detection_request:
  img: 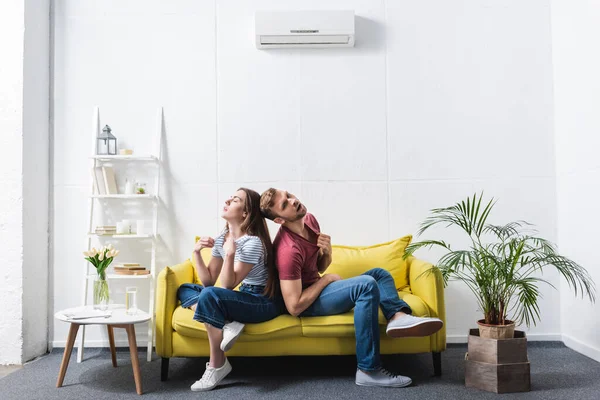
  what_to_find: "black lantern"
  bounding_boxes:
[97,125,117,155]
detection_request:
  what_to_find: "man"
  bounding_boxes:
[260,188,443,388]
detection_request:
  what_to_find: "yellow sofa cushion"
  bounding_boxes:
[300,291,429,338]
[172,306,303,341]
[325,236,412,291]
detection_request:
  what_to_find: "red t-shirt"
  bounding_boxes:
[274,213,321,288]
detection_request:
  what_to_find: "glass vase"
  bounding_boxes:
[93,275,110,310]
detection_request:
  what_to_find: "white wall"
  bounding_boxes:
[0,0,50,365]
[552,0,600,362]
[0,0,26,365]
[23,0,50,362]
[52,0,559,347]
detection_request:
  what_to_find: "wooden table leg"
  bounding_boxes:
[107,325,117,367]
[56,323,80,387]
[125,324,143,395]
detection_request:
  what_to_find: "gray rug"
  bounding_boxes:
[1,342,598,399]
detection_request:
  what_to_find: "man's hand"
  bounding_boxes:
[317,233,332,256]
[324,273,342,283]
[194,237,214,253]
[223,236,237,257]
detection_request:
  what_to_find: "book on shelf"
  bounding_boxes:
[113,269,150,275]
[95,226,117,235]
[117,262,141,267]
[114,266,146,271]
[92,167,107,195]
[91,166,118,195]
[102,166,118,194]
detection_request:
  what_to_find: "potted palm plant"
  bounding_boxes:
[405,193,596,339]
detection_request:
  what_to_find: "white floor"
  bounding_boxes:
[0,366,22,379]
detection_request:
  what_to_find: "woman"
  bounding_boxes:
[177,187,284,392]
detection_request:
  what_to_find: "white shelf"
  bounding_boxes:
[81,106,162,364]
[87,273,152,280]
[91,155,157,161]
[91,194,156,199]
[88,233,154,239]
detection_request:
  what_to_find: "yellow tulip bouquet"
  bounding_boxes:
[83,244,120,309]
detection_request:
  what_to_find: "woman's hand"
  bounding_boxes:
[223,236,237,258]
[194,237,215,253]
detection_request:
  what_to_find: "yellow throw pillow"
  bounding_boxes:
[325,235,412,292]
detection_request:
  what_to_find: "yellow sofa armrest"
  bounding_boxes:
[155,259,196,357]
[407,256,446,352]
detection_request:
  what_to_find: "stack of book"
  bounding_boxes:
[92,166,118,195]
[113,263,150,275]
[95,226,117,235]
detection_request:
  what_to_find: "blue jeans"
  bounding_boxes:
[177,283,286,329]
[300,268,412,371]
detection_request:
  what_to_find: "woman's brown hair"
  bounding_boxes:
[228,187,279,298]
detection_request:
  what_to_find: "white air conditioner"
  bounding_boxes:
[255,10,355,49]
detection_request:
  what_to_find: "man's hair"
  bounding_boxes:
[260,188,278,221]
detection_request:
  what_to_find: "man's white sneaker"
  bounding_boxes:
[220,321,245,352]
[190,359,232,392]
[355,368,412,388]
[386,314,443,338]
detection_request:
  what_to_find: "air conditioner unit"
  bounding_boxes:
[255,10,355,49]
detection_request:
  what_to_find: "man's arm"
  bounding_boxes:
[316,233,332,273]
[280,275,340,317]
[317,251,332,273]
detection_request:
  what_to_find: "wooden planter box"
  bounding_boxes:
[465,329,531,394]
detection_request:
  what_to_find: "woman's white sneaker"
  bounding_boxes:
[355,367,412,388]
[221,321,245,352]
[190,359,232,391]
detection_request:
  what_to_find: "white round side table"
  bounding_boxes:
[54,305,151,395]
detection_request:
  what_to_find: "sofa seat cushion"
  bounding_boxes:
[172,307,302,341]
[325,236,412,292]
[300,292,430,338]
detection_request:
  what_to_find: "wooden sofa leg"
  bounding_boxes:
[432,352,442,376]
[161,357,170,381]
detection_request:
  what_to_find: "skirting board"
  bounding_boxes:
[55,334,562,348]
[562,334,600,363]
[52,338,151,348]
[447,333,562,344]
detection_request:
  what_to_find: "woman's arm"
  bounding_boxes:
[193,236,223,286]
[219,236,261,290]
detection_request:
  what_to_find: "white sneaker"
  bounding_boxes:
[355,368,412,388]
[386,314,443,338]
[190,359,232,392]
[220,321,245,352]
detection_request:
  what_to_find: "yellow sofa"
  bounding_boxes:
[155,236,446,380]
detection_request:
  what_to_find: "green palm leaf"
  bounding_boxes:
[408,193,596,328]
